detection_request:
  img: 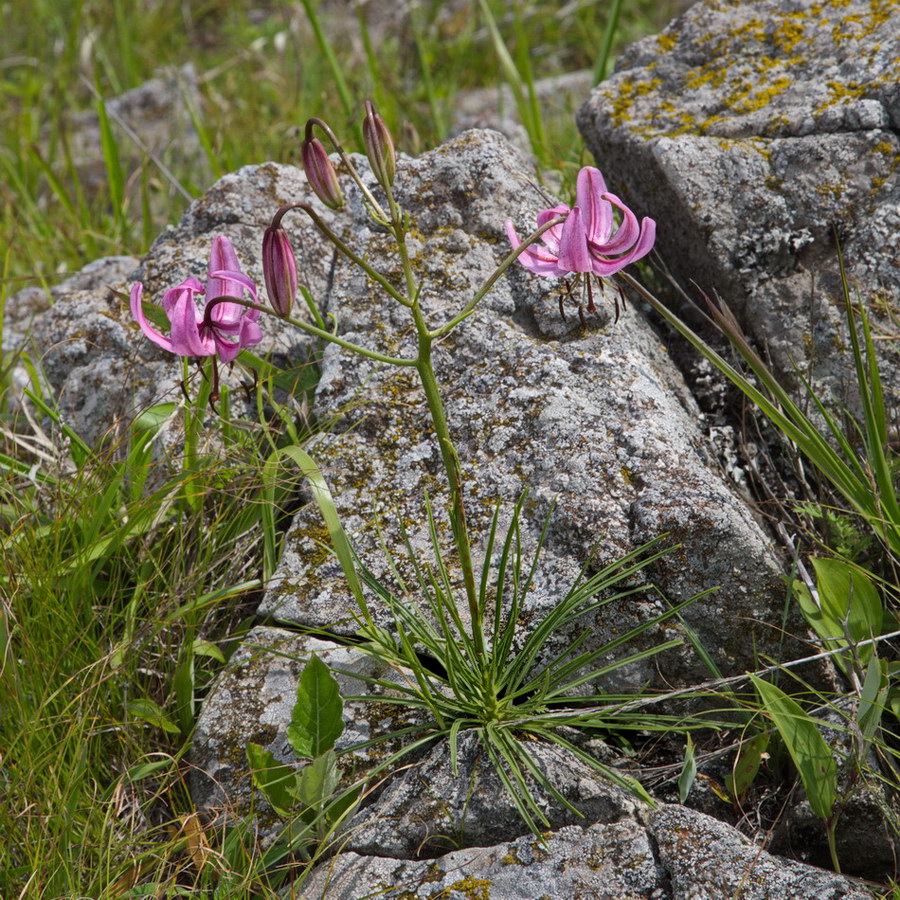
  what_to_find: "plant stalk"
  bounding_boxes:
[413,326,484,660]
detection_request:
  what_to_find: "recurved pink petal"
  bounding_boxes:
[535,204,569,253]
[505,219,564,276]
[168,285,215,357]
[591,193,640,254]
[213,333,241,363]
[209,269,259,304]
[130,282,175,353]
[209,236,241,281]
[208,237,246,324]
[238,318,263,349]
[575,167,613,244]
[161,277,203,317]
[590,217,656,277]
[556,206,592,273]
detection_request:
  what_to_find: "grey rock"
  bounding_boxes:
[344,729,642,859]
[3,256,140,354]
[298,820,664,900]
[651,805,870,899]
[23,284,168,446]
[259,127,808,689]
[452,69,595,156]
[576,0,900,404]
[297,805,870,899]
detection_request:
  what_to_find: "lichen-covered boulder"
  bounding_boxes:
[342,729,642,859]
[576,0,900,403]
[259,128,804,689]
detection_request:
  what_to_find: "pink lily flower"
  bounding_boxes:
[130,236,262,363]
[504,166,655,321]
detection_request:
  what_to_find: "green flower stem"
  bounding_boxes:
[412,319,484,660]
[204,296,416,367]
[431,214,567,339]
[278,202,410,307]
[384,185,419,308]
[383,184,483,658]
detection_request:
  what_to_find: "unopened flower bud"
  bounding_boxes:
[362,100,396,189]
[262,224,297,318]
[301,134,344,209]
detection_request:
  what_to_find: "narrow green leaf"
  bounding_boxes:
[267,445,368,615]
[95,84,126,233]
[750,675,836,821]
[247,742,296,816]
[287,655,344,758]
[325,782,363,826]
[172,651,195,736]
[124,758,175,782]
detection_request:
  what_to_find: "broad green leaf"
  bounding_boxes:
[287,655,344,758]
[797,558,881,675]
[296,750,340,811]
[247,743,296,816]
[127,698,180,735]
[192,638,226,664]
[678,734,697,804]
[133,402,178,432]
[725,730,769,801]
[750,675,837,821]
[812,557,882,652]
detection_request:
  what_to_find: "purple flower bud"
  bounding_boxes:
[262,224,298,318]
[362,100,396,189]
[301,135,344,209]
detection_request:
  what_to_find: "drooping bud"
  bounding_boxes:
[301,133,345,209]
[262,224,297,318]
[362,100,396,189]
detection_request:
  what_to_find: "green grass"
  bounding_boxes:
[0,0,684,285]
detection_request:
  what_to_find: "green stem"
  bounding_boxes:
[306,118,388,220]
[413,321,483,658]
[431,214,566,338]
[276,203,409,306]
[204,296,416,368]
[826,815,841,873]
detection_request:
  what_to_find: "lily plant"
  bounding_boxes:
[128,102,707,829]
